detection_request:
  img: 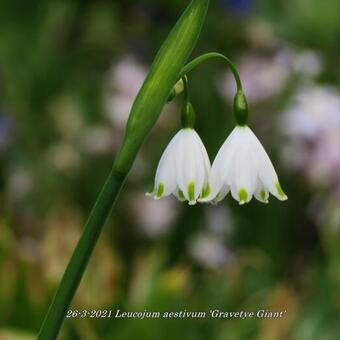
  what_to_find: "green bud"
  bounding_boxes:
[181,102,196,128]
[233,90,248,126]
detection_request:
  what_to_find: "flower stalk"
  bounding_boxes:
[37,1,209,339]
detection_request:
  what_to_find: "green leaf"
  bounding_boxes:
[114,0,210,175]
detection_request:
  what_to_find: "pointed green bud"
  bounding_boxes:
[181,102,196,128]
[233,90,248,126]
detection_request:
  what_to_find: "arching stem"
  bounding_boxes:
[179,52,243,91]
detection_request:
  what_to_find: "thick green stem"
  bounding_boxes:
[37,1,209,339]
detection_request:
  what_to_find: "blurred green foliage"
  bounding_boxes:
[1,0,340,339]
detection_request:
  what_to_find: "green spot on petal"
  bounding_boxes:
[276,181,287,200]
[156,183,164,198]
[188,181,195,202]
[260,189,266,201]
[178,189,185,200]
[201,184,211,198]
[238,188,248,203]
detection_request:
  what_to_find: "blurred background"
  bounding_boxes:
[1,0,340,339]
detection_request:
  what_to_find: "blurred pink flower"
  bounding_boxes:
[218,48,322,104]
[104,56,177,133]
[104,56,148,128]
[189,233,232,269]
[188,206,234,269]
[219,53,290,104]
[280,84,340,188]
[131,193,179,237]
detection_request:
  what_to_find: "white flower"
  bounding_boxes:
[147,128,210,205]
[200,126,287,204]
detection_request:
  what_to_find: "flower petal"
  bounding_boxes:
[152,131,179,198]
[247,127,288,201]
[199,127,239,202]
[175,129,207,203]
[191,132,207,198]
[254,180,269,203]
[229,127,257,204]
[173,188,186,202]
[213,182,230,203]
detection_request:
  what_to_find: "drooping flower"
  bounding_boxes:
[200,125,287,204]
[146,128,210,205]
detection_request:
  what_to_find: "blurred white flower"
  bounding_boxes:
[291,50,322,77]
[131,194,178,237]
[280,84,340,188]
[189,233,232,269]
[281,85,340,139]
[205,205,234,235]
[104,56,147,128]
[104,56,177,133]
[147,128,210,205]
[200,126,287,204]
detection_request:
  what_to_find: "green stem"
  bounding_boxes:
[37,167,126,340]
[182,75,190,103]
[180,76,196,128]
[179,52,243,91]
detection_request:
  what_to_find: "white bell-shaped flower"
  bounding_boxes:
[200,125,287,204]
[147,128,211,205]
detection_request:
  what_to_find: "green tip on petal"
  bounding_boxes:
[188,181,196,204]
[259,189,269,203]
[201,184,211,198]
[238,188,248,205]
[146,182,155,196]
[156,183,164,199]
[276,181,288,200]
[178,189,185,200]
[260,189,266,201]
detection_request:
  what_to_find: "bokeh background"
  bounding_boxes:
[1,0,340,339]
